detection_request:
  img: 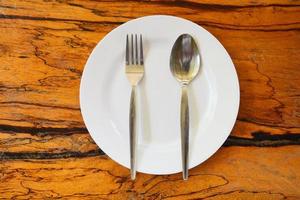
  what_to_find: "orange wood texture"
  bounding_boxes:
[0,0,300,199]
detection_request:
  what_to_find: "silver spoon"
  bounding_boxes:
[170,34,200,180]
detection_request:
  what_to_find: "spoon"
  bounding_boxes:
[170,34,200,180]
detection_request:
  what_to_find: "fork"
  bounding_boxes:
[125,34,144,180]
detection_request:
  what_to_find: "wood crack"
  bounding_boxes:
[155,173,229,199]
[237,118,300,129]
[198,189,287,199]
[251,57,285,124]
[0,14,123,24]
[30,29,83,75]
[224,131,300,147]
[0,14,299,32]
[68,0,300,10]
[0,84,44,93]
[0,149,104,160]
[197,21,300,32]
[144,0,300,12]
[0,101,80,111]
[0,124,87,135]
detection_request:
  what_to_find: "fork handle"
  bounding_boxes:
[129,86,137,180]
[181,84,189,180]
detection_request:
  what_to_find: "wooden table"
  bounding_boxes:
[0,0,300,199]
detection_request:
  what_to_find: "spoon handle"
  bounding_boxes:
[180,85,189,180]
[129,86,137,180]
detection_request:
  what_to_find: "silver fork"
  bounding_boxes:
[125,34,144,180]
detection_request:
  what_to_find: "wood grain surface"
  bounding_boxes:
[0,0,299,199]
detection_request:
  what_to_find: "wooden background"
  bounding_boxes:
[0,0,300,199]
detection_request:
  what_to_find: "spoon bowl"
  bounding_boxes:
[170,34,200,85]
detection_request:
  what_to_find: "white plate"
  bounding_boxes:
[80,15,239,175]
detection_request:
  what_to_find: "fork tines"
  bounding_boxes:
[126,34,144,65]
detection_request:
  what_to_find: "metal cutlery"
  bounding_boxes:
[125,34,144,180]
[170,34,201,180]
